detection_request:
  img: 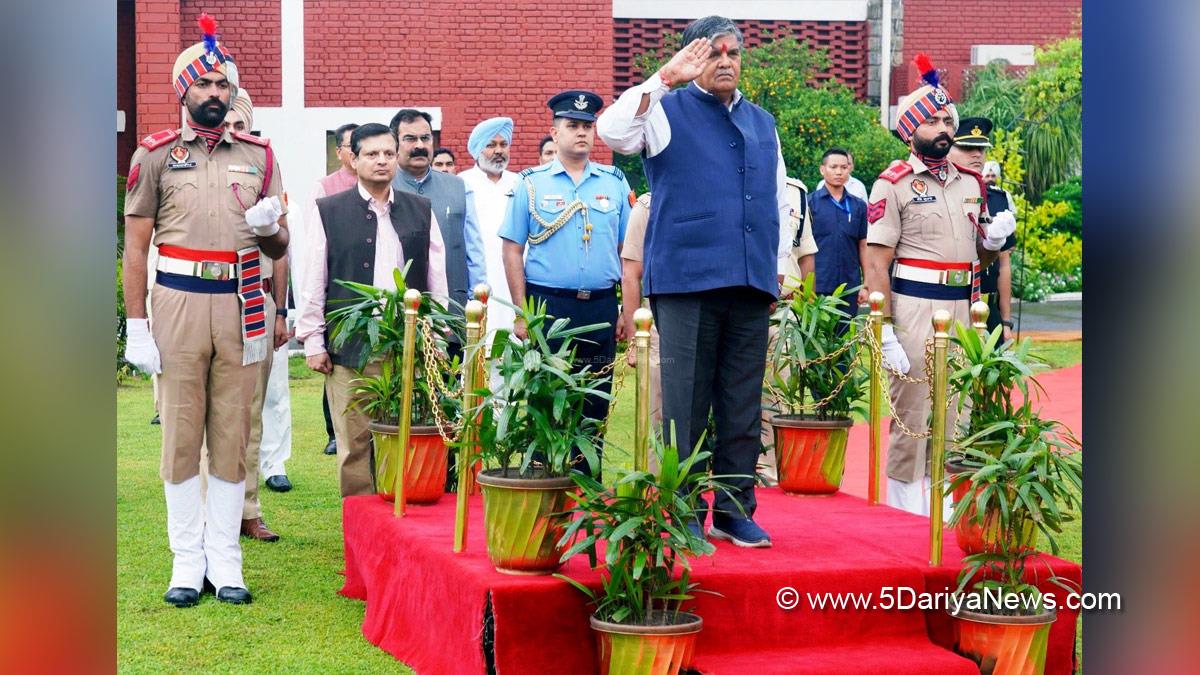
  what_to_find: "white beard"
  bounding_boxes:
[477,154,509,176]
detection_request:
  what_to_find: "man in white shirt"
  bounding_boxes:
[295,123,448,497]
[458,116,519,336]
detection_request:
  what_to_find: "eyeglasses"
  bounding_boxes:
[400,134,433,144]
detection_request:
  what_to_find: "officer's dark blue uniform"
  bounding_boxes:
[807,184,867,300]
[954,117,1017,333]
[499,90,632,474]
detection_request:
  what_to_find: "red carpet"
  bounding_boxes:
[340,488,1080,674]
[843,364,1082,501]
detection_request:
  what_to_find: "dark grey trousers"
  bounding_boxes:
[650,287,771,523]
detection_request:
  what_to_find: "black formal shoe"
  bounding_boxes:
[216,586,253,604]
[163,587,199,608]
[265,475,293,493]
[150,414,161,425]
[323,438,337,455]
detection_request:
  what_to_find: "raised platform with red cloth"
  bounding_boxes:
[340,488,1080,674]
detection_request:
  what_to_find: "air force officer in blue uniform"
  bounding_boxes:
[499,90,632,476]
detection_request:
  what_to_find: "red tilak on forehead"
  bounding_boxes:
[720,42,728,55]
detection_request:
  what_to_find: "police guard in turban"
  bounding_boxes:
[459,116,518,337]
[862,54,1015,515]
[122,14,289,607]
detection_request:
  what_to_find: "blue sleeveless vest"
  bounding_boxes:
[643,83,780,297]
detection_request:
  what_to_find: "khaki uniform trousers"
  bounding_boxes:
[199,295,276,519]
[327,361,382,497]
[152,285,261,484]
[886,293,968,483]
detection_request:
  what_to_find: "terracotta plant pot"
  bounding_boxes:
[952,607,1056,675]
[590,612,703,675]
[476,469,575,575]
[770,415,854,495]
[948,460,1038,555]
[369,422,449,504]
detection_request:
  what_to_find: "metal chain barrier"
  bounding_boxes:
[416,317,465,444]
[763,331,869,414]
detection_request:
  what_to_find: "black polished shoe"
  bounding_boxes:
[216,587,253,604]
[322,438,337,455]
[163,587,199,608]
[266,474,293,492]
[150,414,161,425]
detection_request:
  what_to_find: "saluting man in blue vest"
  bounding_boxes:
[598,16,796,548]
[499,89,633,477]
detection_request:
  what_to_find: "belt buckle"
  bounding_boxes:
[945,269,969,287]
[576,289,592,300]
[201,261,231,281]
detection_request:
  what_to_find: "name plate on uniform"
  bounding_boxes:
[911,195,937,204]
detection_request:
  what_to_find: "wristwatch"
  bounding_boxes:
[1000,319,1014,329]
[276,307,288,318]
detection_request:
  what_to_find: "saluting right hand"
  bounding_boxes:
[657,38,712,86]
[124,318,162,375]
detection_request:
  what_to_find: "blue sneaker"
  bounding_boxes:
[709,517,772,548]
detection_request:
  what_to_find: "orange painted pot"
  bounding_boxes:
[476,469,575,575]
[952,607,1056,675]
[948,461,1038,555]
[369,422,449,504]
[590,612,702,675]
[770,415,854,495]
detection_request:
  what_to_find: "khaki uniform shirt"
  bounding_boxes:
[865,154,981,262]
[779,177,818,290]
[621,193,652,263]
[125,126,286,251]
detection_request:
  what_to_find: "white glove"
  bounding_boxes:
[125,318,162,375]
[245,195,283,237]
[881,324,911,374]
[982,210,1016,251]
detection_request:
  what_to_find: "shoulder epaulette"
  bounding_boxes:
[139,129,179,151]
[596,164,625,181]
[636,192,652,209]
[233,131,270,147]
[519,165,547,178]
[785,176,808,194]
[879,161,913,184]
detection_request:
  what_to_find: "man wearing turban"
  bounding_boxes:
[459,117,518,339]
[122,14,289,607]
[862,55,1015,515]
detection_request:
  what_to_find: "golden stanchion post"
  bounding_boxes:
[469,284,491,496]
[395,289,423,518]
[928,309,952,564]
[632,308,654,473]
[970,301,989,337]
[867,292,885,505]
[455,300,485,552]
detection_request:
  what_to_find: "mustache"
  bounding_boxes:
[934,133,952,144]
[408,148,429,158]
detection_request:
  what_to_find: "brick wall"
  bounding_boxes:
[614,18,870,99]
[304,0,614,168]
[179,1,282,106]
[891,0,1080,102]
[133,0,181,141]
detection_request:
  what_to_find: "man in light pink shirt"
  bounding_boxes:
[296,122,448,496]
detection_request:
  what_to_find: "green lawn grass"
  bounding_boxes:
[118,341,1082,672]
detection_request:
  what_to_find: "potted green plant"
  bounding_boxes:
[765,275,867,494]
[327,267,465,504]
[555,431,725,675]
[947,325,1046,552]
[946,412,1081,675]
[472,297,611,574]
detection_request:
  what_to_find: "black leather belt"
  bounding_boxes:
[526,283,616,301]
